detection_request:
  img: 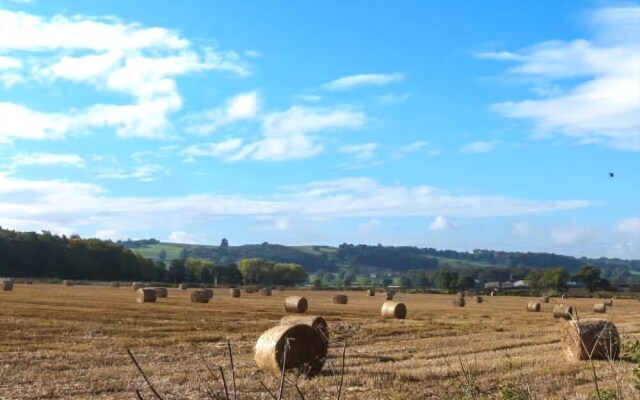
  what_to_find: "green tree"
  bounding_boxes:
[220,238,229,253]
[342,272,355,287]
[526,269,545,289]
[158,249,167,261]
[572,265,608,293]
[542,267,569,291]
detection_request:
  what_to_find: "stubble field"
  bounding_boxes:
[1,284,638,399]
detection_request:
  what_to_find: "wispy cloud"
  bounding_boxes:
[9,152,84,168]
[186,106,366,162]
[96,164,168,182]
[485,6,640,151]
[617,217,640,236]
[322,73,404,91]
[375,93,410,105]
[0,174,594,237]
[429,216,458,231]
[339,143,379,160]
[0,9,248,141]
[460,140,499,154]
[186,91,259,135]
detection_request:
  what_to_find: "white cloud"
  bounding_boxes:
[394,141,431,158]
[0,56,21,70]
[187,91,258,135]
[358,219,381,234]
[188,106,366,162]
[460,141,498,153]
[339,143,379,160]
[10,152,85,168]
[616,217,640,236]
[550,226,592,245]
[0,102,71,142]
[375,93,410,105]
[429,216,458,231]
[244,50,261,58]
[487,6,640,151]
[93,229,120,241]
[0,175,593,238]
[322,73,404,91]
[96,164,168,182]
[253,217,290,231]
[510,222,533,237]
[476,51,525,61]
[168,231,199,244]
[0,9,248,140]
[295,94,322,103]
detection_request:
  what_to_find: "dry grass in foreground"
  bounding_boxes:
[0,284,639,399]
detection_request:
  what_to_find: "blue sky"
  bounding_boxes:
[0,0,638,258]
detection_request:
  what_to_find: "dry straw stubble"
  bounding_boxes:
[381,301,407,319]
[254,324,328,377]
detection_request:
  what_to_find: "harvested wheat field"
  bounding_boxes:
[0,285,639,399]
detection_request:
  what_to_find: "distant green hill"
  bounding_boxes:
[120,239,640,283]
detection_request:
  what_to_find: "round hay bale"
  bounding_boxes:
[26,279,33,285]
[284,296,308,313]
[136,288,156,303]
[261,287,272,296]
[277,285,286,291]
[561,293,568,299]
[111,282,120,288]
[2,279,14,291]
[368,288,375,296]
[245,286,254,294]
[132,282,144,291]
[475,296,483,304]
[603,298,613,307]
[452,298,465,307]
[332,294,348,304]
[457,291,466,298]
[229,288,241,298]
[562,319,620,360]
[542,295,550,303]
[280,315,329,340]
[385,292,394,301]
[191,289,212,303]
[526,301,541,312]
[593,303,607,313]
[63,280,75,287]
[154,287,168,298]
[553,304,573,319]
[381,301,407,319]
[179,283,188,290]
[254,324,328,377]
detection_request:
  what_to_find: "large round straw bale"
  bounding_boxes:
[111,282,120,288]
[542,295,550,303]
[132,282,144,291]
[603,298,613,307]
[284,296,308,313]
[526,301,541,312]
[333,294,348,304]
[553,304,573,319]
[452,298,465,307]
[368,288,375,296]
[593,303,607,313]
[381,301,407,319]
[254,324,328,377]
[179,283,188,290]
[562,319,620,360]
[191,289,212,303]
[154,287,168,298]
[277,285,286,291]
[475,296,483,304]
[26,279,33,285]
[245,286,254,294]
[280,315,329,340]
[2,279,13,291]
[385,292,394,301]
[63,280,74,287]
[262,287,272,296]
[229,288,241,298]
[136,288,156,303]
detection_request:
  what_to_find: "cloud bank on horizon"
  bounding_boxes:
[0,2,638,258]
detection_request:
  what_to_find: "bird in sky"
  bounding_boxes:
[609,172,614,178]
